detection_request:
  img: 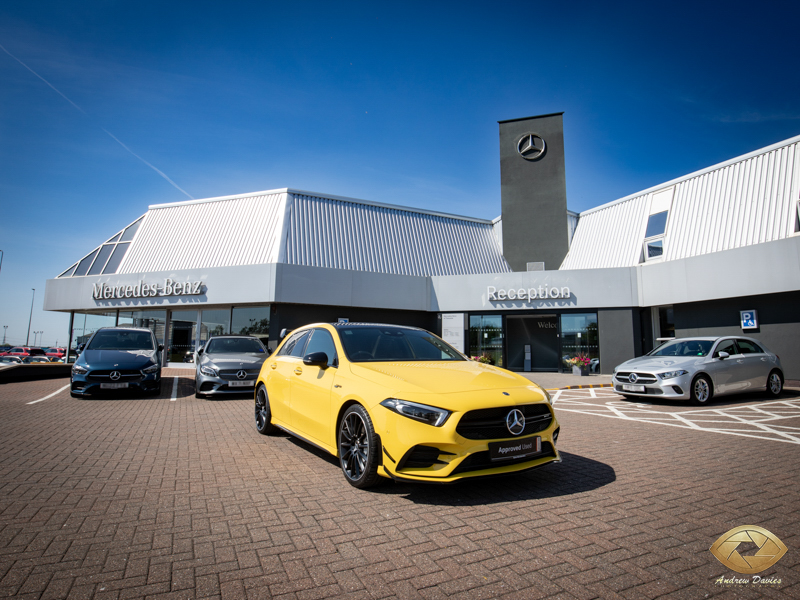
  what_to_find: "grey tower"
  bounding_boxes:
[499,113,569,271]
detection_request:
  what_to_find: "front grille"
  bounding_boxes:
[219,369,260,381]
[456,404,553,440]
[451,442,555,475]
[88,370,143,381]
[615,372,658,384]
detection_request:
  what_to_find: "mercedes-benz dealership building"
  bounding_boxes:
[44,113,800,377]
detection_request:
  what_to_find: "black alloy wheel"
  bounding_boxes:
[338,404,381,489]
[690,375,713,405]
[767,370,783,398]
[255,385,278,434]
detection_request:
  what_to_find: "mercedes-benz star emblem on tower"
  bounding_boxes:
[110,371,121,381]
[506,409,526,436]
[517,133,546,161]
[236,370,247,380]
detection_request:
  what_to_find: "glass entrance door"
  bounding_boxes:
[506,315,560,372]
[169,310,198,363]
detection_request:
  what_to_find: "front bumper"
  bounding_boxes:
[612,371,693,401]
[196,371,258,396]
[71,371,161,396]
[375,402,561,483]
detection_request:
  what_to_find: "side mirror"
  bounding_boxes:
[158,344,164,352]
[197,348,204,355]
[303,351,329,368]
[77,344,85,353]
[717,351,730,360]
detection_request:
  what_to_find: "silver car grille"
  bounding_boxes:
[219,369,260,381]
[615,372,658,384]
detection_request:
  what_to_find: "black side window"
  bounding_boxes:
[303,329,338,366]
[714,339,738,357]
[278,331,308,357]
[736,339,763,354]
[289,331,311,358]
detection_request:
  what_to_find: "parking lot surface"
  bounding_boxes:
[0,374,797,600]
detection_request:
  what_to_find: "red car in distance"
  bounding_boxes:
[45,347,66,360]
[5,347,33,356]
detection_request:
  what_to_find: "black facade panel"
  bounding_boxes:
[268,303,438,350]
[673,291,800,379]
[499,113,569,271]
[598,308,638,375]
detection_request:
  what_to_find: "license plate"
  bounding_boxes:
[100,382,128,389]
[228,380,254,388]
[622,384,645,392]
[489,436,541,461]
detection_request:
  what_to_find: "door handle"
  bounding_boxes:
[736,359,744,364]
[270,363,277,370]
[294,367,303,375]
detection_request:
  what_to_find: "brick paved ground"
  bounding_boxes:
[0,374,797,600]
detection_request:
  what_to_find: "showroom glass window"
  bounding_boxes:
[560,313,599,372]
[72,312,117,354]
[469,315,504,367]
[231,306,270,340]
[200,309,231,346]
[118,310,167,349]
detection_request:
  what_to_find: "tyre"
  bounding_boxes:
[766,370,783,398]
[338,404,382,489]
[690,375,713,405]
[621,394,636,401]
[255,385,278,435]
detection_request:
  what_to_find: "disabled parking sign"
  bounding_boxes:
[740,310,758,330]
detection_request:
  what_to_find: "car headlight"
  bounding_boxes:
[200,364,218,377]
[658,370,689,380]
[380,398,451,427]
[72,364,88,375]
[142,364,159,374]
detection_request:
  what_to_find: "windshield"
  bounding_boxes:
[88,330,154,351]
[648,339,713,357]
[205,337,265,354]
[339,327,464,362]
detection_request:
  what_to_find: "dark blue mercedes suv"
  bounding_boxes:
[70,327,163,397]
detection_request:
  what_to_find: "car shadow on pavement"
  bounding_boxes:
[616,389,800,409]
[377,451,615,505]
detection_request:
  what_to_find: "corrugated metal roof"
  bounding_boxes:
[561,135,800,270]
[83,188,511,277]
[284,192,510,276]
[119,191,287,273]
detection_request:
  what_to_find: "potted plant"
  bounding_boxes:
[471,353,494,365]
[565,353,591,376]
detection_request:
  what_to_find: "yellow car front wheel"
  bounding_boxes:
[338,405,382,489]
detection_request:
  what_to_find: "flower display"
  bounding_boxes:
[565,353,591,367]
[471,354,494,364]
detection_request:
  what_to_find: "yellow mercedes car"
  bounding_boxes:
[254,323,561,488]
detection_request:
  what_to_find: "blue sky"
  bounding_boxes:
[1,1,799,347]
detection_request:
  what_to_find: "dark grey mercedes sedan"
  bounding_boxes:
[195,335,268,399]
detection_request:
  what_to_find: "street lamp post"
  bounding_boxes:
[2,325,6,345]
[26,289,35,346]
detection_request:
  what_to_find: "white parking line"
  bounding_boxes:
[27,384,70,405]
[554,389,800,444]
[170,377,178,401]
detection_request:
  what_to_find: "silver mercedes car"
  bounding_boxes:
[613,336,784,405]
[195,335,269,399]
